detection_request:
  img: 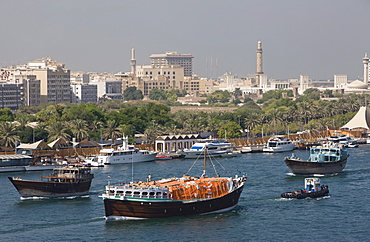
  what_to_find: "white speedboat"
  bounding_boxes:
[84,157,104,167]
[263,136,296,153]
[98,137,156,165]
[177,139,233,159]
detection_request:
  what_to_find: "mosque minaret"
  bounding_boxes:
[256,41,263,85]
[130,48,137,75]
[363,52,369,84]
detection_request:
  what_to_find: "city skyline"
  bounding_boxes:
[1,0,369,80]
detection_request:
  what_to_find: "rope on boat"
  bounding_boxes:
[184,150,232,177]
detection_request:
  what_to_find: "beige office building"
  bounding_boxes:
[150,51,194,77]
[7,57,72,104]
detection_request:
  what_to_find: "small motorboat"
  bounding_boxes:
[281,177,329,199]
[155,155,173,160]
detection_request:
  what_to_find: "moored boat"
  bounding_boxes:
[284,143,349,175]
[177,139,233,158]
[0,154,35,173]
[263,136,296,153]
[84,156,104,167]
[98,136,156,165]
[281,177,329,199]
[155,155,173,160]
[8,164,94,198]
[101,149,246,220]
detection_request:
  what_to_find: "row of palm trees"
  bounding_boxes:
[0,92,366,148]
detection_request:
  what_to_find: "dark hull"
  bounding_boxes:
[284,157,347,175]
[8,177,92,198]
[104,185,244,219]
[281,186,329,199]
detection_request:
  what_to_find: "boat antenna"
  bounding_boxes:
[201,147,207,177]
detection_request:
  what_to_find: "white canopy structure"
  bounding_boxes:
[16,140,49,150]
[341,106,370,130]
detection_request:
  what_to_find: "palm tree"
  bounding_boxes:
[45,121,71,142]
[90,120,103,133]
[70,119,89,142]
[144,122,163,144]
[0,122,20,147]
[102,120,122,141]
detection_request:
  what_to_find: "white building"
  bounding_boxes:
[299,75,309,94]
[334,74,348,89]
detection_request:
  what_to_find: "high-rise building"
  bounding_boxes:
[0,83,24,110]
[27,57,71,104]
[3,57,70,105]
[14,75,41,107]
[150,51,194,77]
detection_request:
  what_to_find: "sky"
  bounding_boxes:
[1,0,369,80]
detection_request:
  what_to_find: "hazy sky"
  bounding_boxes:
[1,0,369,80]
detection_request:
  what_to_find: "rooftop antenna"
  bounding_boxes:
[216,58,218,80]
[206,58,208,80]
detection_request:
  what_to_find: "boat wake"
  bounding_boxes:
[286,173,334,177]
[20,195,90,200]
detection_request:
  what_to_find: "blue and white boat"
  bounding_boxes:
[177,139,233,159]
[263,136,296,153]
[284,143,349,174]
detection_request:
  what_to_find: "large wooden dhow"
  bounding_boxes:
[284,143,349,175]
[102,150,246,220]
[8,165,94,198]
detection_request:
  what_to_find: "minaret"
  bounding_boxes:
[130,48,136,75]
[363,52,369,84]
[256,40,263,85]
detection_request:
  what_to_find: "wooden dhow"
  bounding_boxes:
[8,164,94,198]
[102,149,246,220]
[284,143,349,175]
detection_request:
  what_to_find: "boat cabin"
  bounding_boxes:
[310,146,345,162]
[43,166,93,182]
[304,178,322,192]
[106,185,170,200]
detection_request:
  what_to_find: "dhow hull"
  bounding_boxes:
[284,158,347,175]
[8,177,92,198]
[104,185,244,219]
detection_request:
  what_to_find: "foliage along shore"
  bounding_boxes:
[0,88,366,149]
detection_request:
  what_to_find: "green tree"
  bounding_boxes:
[103,120,122,141]
[149,88,167,101]
[124,87,144,101]
[0,108,15,122]
[70,119,89,142]
[0,122,20,147]
[46,121,71,142]
[217,121,241,139]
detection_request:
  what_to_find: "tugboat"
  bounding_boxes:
[8,164,94,198]
[281,177,329,199]
[101,149,246,220]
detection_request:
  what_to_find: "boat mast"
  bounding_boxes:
[202,147,207,177]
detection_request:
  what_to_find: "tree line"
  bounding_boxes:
[0,88,366,148]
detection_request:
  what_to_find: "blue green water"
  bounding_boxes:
[1,145,369,241]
